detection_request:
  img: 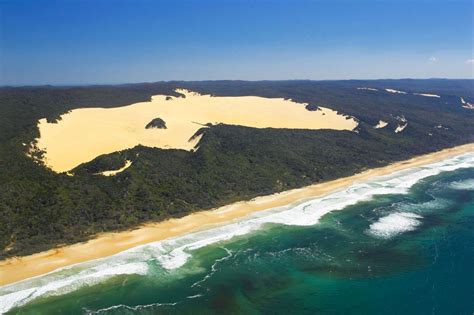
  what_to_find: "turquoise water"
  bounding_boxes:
[2,154,474,314]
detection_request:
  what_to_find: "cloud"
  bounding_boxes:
[428,57,437,63]
[466,59,474,64]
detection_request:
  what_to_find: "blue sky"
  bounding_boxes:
[1,0,473,85]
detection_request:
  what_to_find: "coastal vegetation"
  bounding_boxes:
[145,118,167,129]
[0,80,473,259]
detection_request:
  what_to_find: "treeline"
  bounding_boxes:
[0,80,473,259]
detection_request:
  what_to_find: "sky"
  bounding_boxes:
[0,0,473,85]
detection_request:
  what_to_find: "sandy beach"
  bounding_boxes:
[34,89,357,173]
[1,143,473,286]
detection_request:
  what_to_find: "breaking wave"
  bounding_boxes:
[0,262,148,314]
[368,212,423,238]
[449,178,474,191]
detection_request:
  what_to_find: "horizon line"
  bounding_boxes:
[2,77,473,89]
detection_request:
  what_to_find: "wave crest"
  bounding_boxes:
[368,212,423,239]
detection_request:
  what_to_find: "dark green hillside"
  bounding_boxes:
[145,118,167,129]
[0,80,473,259]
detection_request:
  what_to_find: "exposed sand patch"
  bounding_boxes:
[395,123,408,133]
[33,89,358,172]
[385,88,407,94]
[460,97,474,109]
[413,93,440,98]
[374,120,388,129]
[393,115,408,133]
[97,160,133,176]
[357,87,378,91]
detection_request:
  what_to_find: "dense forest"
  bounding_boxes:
[0,79,473,259]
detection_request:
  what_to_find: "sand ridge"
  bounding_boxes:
[33,89,358,172]
[97,160,133,176]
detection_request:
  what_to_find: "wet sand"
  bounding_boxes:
[1,143,473,286]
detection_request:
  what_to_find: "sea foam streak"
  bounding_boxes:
[0,262,148,314]
[449,178,474,190]
[1,152,473,313]
[368,212,423,238]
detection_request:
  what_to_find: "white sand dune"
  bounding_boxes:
[413,93,440,98]
[395,123,408,133]
[357,87,378,91]
[460,97,474,109]
[33,89,358,172]
[97,160,133,176]
[385,88,407,94]
[374,120,388,129]
[387,115,408,133]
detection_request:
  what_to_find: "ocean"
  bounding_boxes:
[1,153,473,314]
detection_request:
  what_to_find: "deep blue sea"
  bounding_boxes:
[1,153,473,315]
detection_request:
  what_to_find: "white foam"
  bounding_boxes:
[0,262,148,313]
[396,198,452,214]
[449,178,474,190]
[1,152,473,313]
[87,301,179,314]
[368,212,422,238]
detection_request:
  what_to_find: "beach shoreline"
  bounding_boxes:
[1,143,473,287]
